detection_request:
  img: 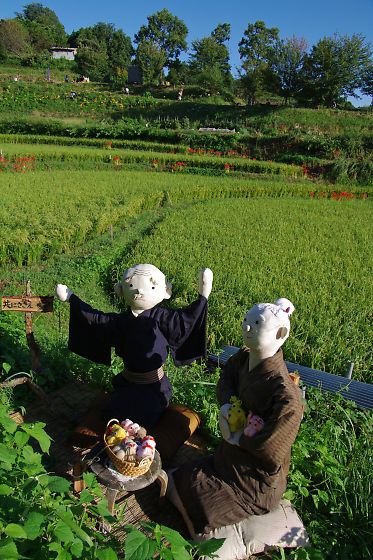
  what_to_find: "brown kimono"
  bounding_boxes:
[172,347,303,534]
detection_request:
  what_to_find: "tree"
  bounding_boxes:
[188,24,232,95]
[134,9,188,69]
[297,34,372,107]
[360,65,373,106]
[74,39,109,81]
[106,29,133,85]
[0,19,31,58]
[211,23,231,45]
[69,23,133,83]
[268,36,307,103]
[238,20,279,104]
[16,3,67,49]
[135,39,167,85]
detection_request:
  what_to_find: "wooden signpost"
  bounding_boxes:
[1,280,54,373]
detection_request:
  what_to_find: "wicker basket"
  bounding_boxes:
[104,419,152,478]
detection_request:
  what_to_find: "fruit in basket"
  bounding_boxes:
[121,419,141,437]
[106,423,127,445]
[122,439,137,457]
[136,435,156,459]
[114,448,125,460]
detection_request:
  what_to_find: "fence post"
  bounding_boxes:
[345,361,354,379]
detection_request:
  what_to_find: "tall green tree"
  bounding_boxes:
[361,65,373,106]
[16,3,67,49]
[297,34,372,107]
[69,23,132,83]
[238,20,279,104]
[107,29,133,84]
[268,36,307,103]
[0,19,31,59]
[135,39,167,85]
[188,24,232,95]
[74,38,109,81]
[134,9,188,69]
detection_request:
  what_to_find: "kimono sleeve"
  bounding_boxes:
[160,295,208,366]
[68,294,118,365]
[238,376,302,473]
[216,350,243,406]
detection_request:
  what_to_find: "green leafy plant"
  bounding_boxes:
[0,403,121,559]
[122,521,223,559]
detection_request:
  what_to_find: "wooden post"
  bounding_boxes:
[1,281,53,373]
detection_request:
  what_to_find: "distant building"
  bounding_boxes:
[50,47,77,61]
[127,65,143,84]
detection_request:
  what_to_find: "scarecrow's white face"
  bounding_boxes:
[116,264,172,312]
[242,303,291,357]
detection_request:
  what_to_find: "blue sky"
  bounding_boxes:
[2,0,373,106]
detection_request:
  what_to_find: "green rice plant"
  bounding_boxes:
[110,197,372,381]
[0,141,304,178]
[284,388,373,559]
[0,169,366,267]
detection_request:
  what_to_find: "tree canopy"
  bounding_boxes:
[134,8,188,68]
[298,34,372,106]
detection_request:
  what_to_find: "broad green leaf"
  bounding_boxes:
[159,549,173,560]
[196,538,225,555]
[78,488,94,504]
[170,545,191,560]
[82,471,97,487]
[2,362,11,374]
[54,520,75,543]
[124,530,151,560]
[14,431,29,447]
[47,476,71,494]
[22,423,51,453]
[55,509,93,547]
[0,540,20,559]
[283,489,295,500]
[1,415,17,434]
[56,548,72,560]
[0,443,17,466]
[0,484,13,495]
[24,511,45,540]
[70,539,84,558]
[161,526,190,548]
[96,548,119,560]
[49,542,63,553]
[22,445,40,464]
[299,486,309,497]
[4,523,28,539]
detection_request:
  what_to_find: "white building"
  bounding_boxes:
[50,47,77,61]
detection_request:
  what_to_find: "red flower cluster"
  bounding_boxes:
[186,147,250,158]
[169,161,186,172]
[310,191,368,200]
[0,155,36,173]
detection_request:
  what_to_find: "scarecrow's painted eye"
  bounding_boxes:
[130,284,133,287]
[152,286,155,289]
[255,320,259,324]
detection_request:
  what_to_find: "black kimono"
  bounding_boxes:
[67,294,208,427]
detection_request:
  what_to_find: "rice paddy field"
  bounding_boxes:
[0,131,372,558]
[0,168,371,382]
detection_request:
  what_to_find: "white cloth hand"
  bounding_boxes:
[198,268,213,299]
[56,284,73,302]
[227,430,242,446]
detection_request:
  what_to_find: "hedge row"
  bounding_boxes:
[0,143,304,178]
[1,118,372,159]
